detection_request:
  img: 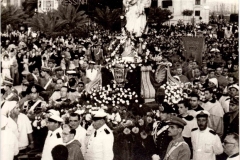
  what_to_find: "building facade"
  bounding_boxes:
[158,0,210,24]
[2,0,24,7]
[37,0,60,12]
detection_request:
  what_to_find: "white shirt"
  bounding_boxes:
[181,116,198,138]
[86,68,98,81]
[1,128,19,160]
[6,113,33,150]
[191,127,223,160]
[219,96,230,113]
[41,127,63,160]
[227,154,239,160]
[84,124,114,160]
[74,125,87,154]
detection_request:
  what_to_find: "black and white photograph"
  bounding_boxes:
[0,0,239,160]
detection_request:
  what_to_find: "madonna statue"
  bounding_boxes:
[123,0,151,37]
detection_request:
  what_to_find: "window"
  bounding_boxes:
[162,0,172,8]
[195,11,200,16]
[195,0,200,5]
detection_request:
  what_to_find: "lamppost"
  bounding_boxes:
[168,15,171,26]
[120,15,124,29]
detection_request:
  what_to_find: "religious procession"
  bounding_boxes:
[1,0,239,160]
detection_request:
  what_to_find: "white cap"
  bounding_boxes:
[209,78,218,87]
[48,109,60,117]
[75,110,85,115]
[89,61,95,64]
[229,84,239,90]
[92,109,107,118]
[1,115,8,128]
[66,70,77,74]
[49,114,63,122]
[1,101,17,116]
[196,110,210,117]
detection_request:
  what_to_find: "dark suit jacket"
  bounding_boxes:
[223,111,239,140]
[184,70,194,81]
[207,62,217,69]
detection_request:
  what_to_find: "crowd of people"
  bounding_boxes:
[0,21,239,160]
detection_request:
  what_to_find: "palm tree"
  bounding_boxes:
[22,0,38,17]
[93,7,121,30]
[54,4,88,35]
[148,7,172,26]
[25,12,68,38]
[1,5,28,31]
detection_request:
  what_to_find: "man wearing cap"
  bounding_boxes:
[191,110,223,160]
[201,88,224,137]
[223,97,239,140]
[86,61,98,81]
[164,116,191,160]
[39,114,64,160]
[1,115,19,160]
[152,102,174,159]
[84,110,114,160]
[219,84,239,113]
[2,77,19,101]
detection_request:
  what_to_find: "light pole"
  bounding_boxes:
[120,15,124,29]
[168,15,171,26]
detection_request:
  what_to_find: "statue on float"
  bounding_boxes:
[123,0,151,37]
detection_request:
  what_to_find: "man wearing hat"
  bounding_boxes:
[2,76,19,101]
[86,61,98,82]
[223,97,239,140]
[201,88,224,137]
[219,84,239,113]
[163,116,191,160]
[1,115,19,160]
[84,110,114,160]
[152,102,175,159]
[191,110,223,160]
[38,114,63,160]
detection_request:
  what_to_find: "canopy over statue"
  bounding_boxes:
[123,0,151,37]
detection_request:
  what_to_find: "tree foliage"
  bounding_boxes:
[25,4,88,38]
[1,5,28,31]
[148,7,172,25]
[22,0,38,17]
[93,7,121,30]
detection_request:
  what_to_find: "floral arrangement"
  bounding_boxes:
[160,81,184,105]
[105,28,163,71]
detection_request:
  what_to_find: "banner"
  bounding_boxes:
[182,37,205,65]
